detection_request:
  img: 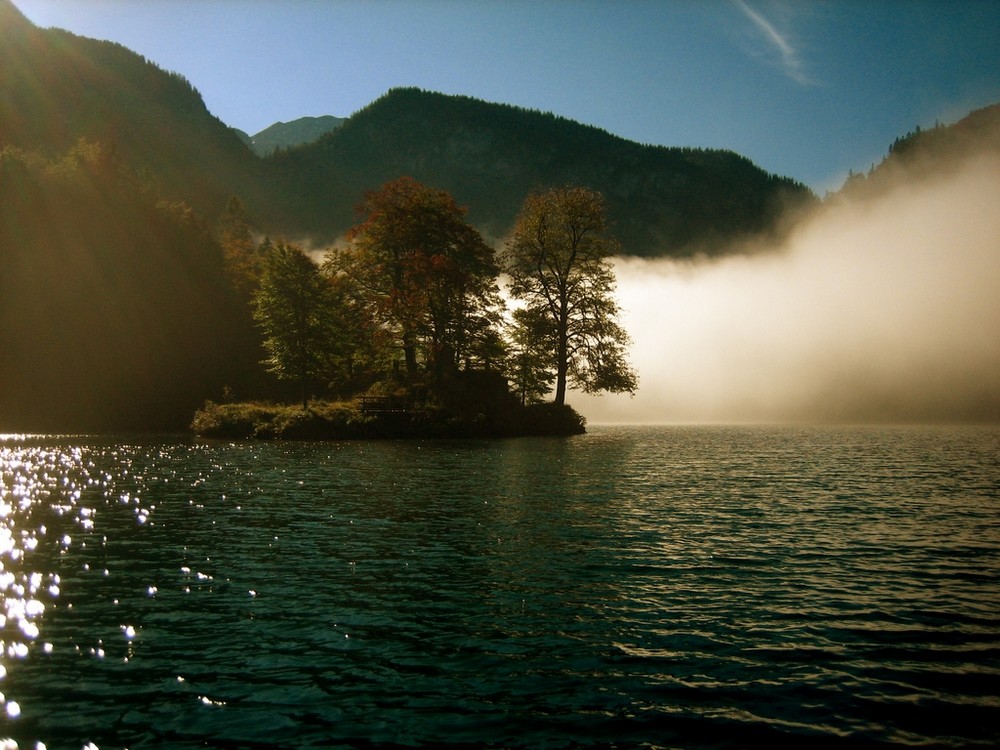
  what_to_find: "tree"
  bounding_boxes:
[329,177,503,380]
[216,195,262,296]
[504,185,637,405]
[253,240,341,408]
[505,307,555,406]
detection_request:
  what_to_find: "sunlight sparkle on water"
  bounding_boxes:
[1,444,96,730]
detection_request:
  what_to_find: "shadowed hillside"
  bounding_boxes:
[0,0,263,221]
[266,88,815,255]
[834,103,1000,200]
[1,3,813,256]
[0,142,265,431]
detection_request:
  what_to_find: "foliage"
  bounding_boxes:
[191,400,360,439]
[216,195,263,295]
[505,186,638,405]
[190,391,586,440]
[0,141,262,431]
[505,307,556,406]
[327,177,504,378]
[519,402,587,436]
[253,240,344,408]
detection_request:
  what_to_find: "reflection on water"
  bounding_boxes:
[1,427,999,748]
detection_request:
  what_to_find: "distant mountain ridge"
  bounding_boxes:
[0,1,814,256]
[4,0,998,256]
[233,115,346,156]
[264,88,815,255]
[5,1,997,258]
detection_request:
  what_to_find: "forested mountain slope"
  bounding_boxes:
[0,144,265,431]
[0,0,263,220]
[1,2,812,256]
[266,88,814,255]
[242,115,346,156]
[835,103,1000,199]
[1,2,264,431]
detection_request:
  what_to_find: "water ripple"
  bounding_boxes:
[0,427,998,748]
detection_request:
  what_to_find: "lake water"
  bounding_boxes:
[2,425,999,749]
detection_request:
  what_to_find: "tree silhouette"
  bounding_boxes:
[329,177,503,380]
[253,240,341,408]
[505,307,556,406]
[504,186,637,405]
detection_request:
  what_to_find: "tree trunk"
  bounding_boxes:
[554,328,568,406]
[554,299,570,405]
[403,341,418,376]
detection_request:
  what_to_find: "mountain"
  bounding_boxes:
[16,0,994,432]
[835,103,1000,200]
[265,88,815,255]
[232,127,253,147]
[0,2,266,430]
[0,142,266,431]
[248,115,345,156]
[1,2,813,256]
[0,0,263,221]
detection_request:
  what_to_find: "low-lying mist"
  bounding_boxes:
[573,152,1000,424]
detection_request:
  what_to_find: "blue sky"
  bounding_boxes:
[13,0,1000,193]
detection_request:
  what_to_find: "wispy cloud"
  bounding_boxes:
[734,0,811,85]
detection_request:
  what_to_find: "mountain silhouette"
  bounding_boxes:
[264,88,815,255]
[238,115,346,156]
[0,3,813,256]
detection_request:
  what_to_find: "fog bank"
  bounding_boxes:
[573,153,1000,424]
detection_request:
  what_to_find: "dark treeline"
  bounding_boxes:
[265,87,816,255]
[834,103,1000,200]
[0,142,265,431]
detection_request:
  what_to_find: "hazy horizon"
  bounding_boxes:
[573,146,1000,425]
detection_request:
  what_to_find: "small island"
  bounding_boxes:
[192,374,586,440]
[193,180,636,440]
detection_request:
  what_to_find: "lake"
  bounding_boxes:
[2,425,999,749]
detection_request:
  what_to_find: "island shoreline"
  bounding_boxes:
[191,399,587,440]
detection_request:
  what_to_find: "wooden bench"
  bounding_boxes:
[358,395,412,414]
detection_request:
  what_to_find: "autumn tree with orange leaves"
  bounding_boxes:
[325,177,504,380]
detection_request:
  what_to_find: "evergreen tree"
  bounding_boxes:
[253,240,341,408]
